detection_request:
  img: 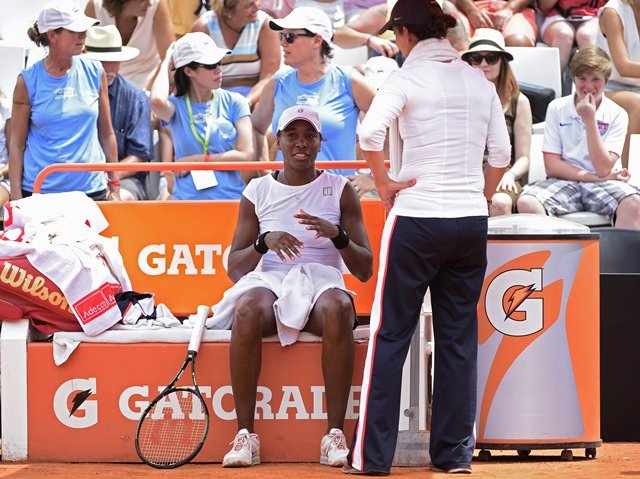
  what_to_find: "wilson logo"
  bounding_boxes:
[0,261,72,313]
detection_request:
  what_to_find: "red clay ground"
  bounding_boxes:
[0,443,637,478]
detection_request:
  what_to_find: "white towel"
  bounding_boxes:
[52,324,371,365]
[0,195,132,336]
[3,191,109,233]
[210,263,354,345]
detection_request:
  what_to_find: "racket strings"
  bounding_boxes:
[137,389,208,466]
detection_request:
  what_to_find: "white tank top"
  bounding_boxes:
[244,171,347,272]
[597,0,640,87]
[93,0,161,90]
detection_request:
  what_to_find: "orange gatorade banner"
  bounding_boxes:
[99,200,384,317]
[476,237,600,445]
[27,341,368,462]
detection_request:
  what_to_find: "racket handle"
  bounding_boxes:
[188,305,210,353]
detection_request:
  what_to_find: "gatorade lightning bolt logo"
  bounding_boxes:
[504,284,537,321]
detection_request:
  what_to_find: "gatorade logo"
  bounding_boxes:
[485,268,544,337]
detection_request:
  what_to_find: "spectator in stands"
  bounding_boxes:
[344,0,385,22]
[597,0,640,168]
[252,7,376,175]
[539,0,606,72]
[462,28,532,215]
[85,0,174,91]
[517,46,640,229]
[0,88,11,212]
[343,0,510,474]
[333,0,469,56]
[213,105,372,469]
[168,0,209,39]
[150,32,253,200]
[453,0,538,47]
[83,25,153,201]
[190,0,281,110]
[260,0,294,19]
[9,0,121,201]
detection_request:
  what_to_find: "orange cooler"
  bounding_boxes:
[476,215,601,459]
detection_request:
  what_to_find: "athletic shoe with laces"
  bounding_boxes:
[222,429,260,467]
[320,428,350,467]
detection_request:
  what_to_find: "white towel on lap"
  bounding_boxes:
[210,263,354,345]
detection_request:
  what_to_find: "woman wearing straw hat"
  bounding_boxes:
[9,0,121,201]
[462,28,532,216]
[85,0,174,91]
[83,25,153,202]
[150,32,254,200]
[345,0,510,474]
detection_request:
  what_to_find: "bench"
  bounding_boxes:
[1,162,392,462]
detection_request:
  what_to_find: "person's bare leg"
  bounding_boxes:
[614,195,640,229]
[229,288,277,431]
[517,194,547,215]
[542,21,576,70]
[305,289,355,432]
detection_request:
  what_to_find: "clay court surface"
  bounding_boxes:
[0,443,637,478]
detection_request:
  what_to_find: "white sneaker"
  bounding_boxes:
[320,428,349,467]
[222,429,260,467]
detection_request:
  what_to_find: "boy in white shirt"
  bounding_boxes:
[517,46,640,229]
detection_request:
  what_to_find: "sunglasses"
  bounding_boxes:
[465,52,502,66]
[189,61,222,70]
[279,32,315,44]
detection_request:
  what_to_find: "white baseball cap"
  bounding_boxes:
[269,7,333,44]
[83,25,139,62]
[277,105,322,135]
[38,0,99,33]
[172,32,231,69]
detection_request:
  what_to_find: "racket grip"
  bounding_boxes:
[188,305,210,353]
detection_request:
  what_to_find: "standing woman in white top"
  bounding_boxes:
[85,0,175,90]
[190,0,281,110]
[345,0,510,475]
[597,0,640,168]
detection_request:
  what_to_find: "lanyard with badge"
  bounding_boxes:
[186,92,218,189]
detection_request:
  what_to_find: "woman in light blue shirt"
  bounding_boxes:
[150,32,253,200]
[252,7,376,177]
[9,0,121,201]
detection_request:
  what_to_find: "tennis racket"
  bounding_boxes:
[135,305,211,468]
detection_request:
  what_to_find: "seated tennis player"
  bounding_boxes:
[212,105,373,468]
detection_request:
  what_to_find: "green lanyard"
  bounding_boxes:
[185,91,215,154]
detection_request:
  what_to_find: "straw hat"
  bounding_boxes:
[463,28,514,61]
[83,25,139,62]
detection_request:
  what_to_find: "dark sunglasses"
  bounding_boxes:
[465,52,502,66]
[189,61,222,70]
[279,32,315,44]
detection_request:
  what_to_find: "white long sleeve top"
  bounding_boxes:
[359,38,511,218]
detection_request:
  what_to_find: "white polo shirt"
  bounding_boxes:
[542,94,628,174]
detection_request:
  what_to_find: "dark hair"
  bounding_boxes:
[400,13,457,41]
[320,40,334,63]
[173,66,192,97]
[28,21,51,47]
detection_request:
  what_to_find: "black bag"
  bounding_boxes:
[518,81,556,124]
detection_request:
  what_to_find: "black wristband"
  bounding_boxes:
[254,231,270,254]
[330,224,350,249]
